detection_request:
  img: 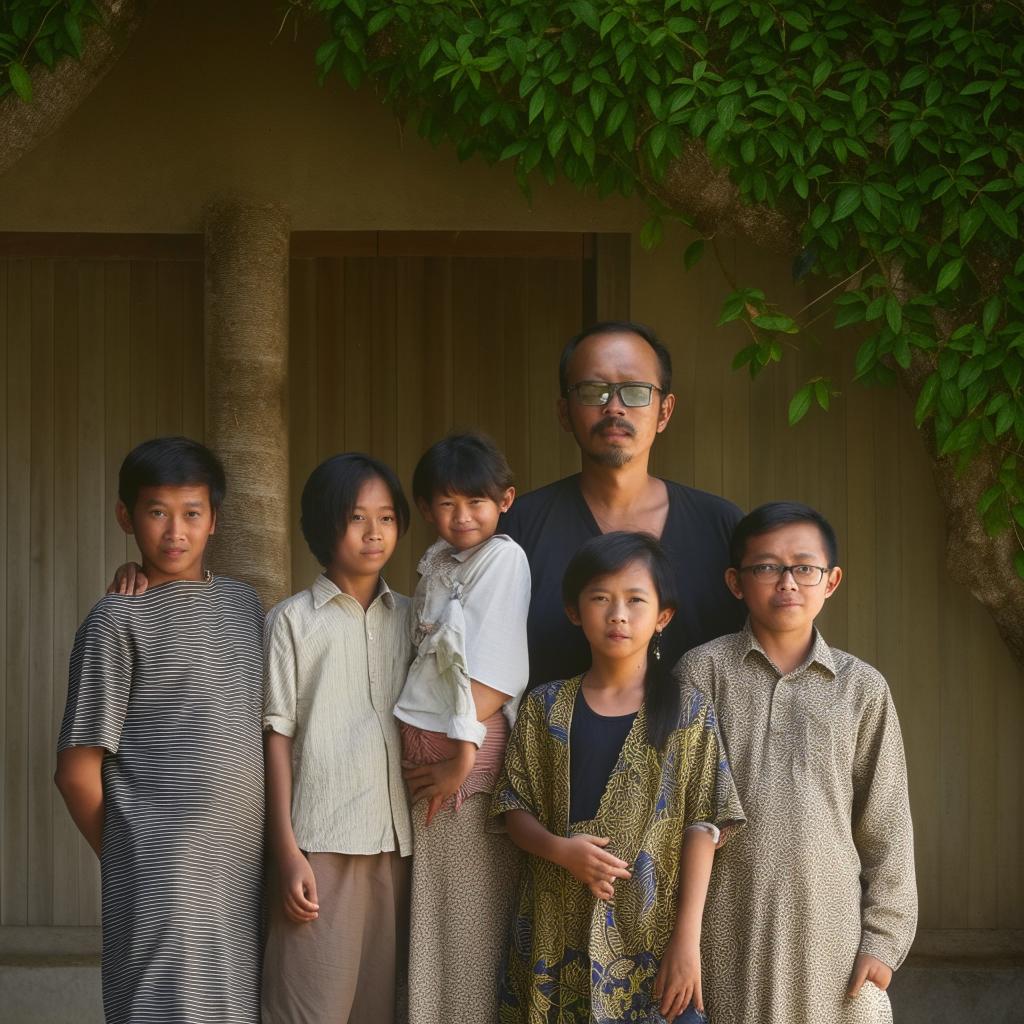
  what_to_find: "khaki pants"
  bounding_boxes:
[262,851,410,1024]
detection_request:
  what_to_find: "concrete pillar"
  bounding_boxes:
[204,199,290,608]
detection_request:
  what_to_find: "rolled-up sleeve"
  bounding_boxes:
[263,605,298,738]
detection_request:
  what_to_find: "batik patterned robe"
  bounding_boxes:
[491,675,744,1024]
[675,626,918,1024]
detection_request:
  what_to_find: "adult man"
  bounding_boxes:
[501,321,746,689]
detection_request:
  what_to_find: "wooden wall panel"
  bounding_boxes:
[289,249,588,595]
[3,230,1024,942]
[0,253,203,929]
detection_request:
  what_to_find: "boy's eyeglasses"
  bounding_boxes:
[738,563,829,586]
[565,380,662,407]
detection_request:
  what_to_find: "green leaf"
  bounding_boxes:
[506,37,527,74]
[914,373,940,426]
[63,12,82,56]
[1014,550,1024,581]
[7,62,30,102]
[885,294,902,334]
[979,195,1018,239]
[812,60,832,89]
[959,206,986,247]
[717,94,741,130]
[788,385,813,425]
[832,186,861,221]
[640,216,663,250]
[528,88,545,124]
[939,418,979,456]
[367,8,393,33]
[983,296,1002,337]
[752,314,799,334]
[937,258,964,292]
[605,99,628,136]
[683,239,705,270]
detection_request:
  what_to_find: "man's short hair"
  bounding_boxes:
[729,501,839,569]
[300,453,410,567]
[558,320,673,396]
[412,432,514,505]
[118,436,226,513]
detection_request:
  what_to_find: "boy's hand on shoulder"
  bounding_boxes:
[847,952,893,997]
[653,933,703,1021]
[558,834,631,901]
[278,848,319,924]
[107,562,148,595]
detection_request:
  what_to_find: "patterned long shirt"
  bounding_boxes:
[674,625,918,1024]
[490,676,745,1024]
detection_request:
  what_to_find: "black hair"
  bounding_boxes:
[562,531,679,752]
[729,501,839,569]
[300,453,410,567]
[118,436,226,513]
[412,431,514,505]
[558,320,673,396]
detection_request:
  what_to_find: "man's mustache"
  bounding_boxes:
[591,417,636,438]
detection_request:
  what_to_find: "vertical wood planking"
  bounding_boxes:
[450,259,483,434]
[3,260,30,923]
[896,381,941,926]
[181,261,205,440]
[76,262,106,924]
[967,596,999,926]
[3,260,31,925]
[156,262,184,435]
[316,258,345,458]
[370,259,398,466]
[393,258,429,594]
[526,261,566,489]
[500,260,531,490]
[0,262,8,925]
[51,260,79,924]
[28,260,55,925]
[103,266,132,623]
[129,262,157,446]
[342,259,373,455]
[289,259,319,593]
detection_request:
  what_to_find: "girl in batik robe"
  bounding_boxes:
[491,532,745,1024]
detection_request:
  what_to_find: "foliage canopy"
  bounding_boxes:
[307,0,1024,561]
[4,0,1024,568]
[1,0,100,102]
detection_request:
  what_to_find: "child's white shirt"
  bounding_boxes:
[394,534,531,745]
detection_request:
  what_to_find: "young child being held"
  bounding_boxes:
[393,432,531,1024]
[55,437,265,1024]
[674,502,918,1024]
[492,532,744,1024]
[261,453,414,1024]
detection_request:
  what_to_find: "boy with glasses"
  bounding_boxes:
[673,501,917,1024]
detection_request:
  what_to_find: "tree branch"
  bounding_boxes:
[0,0,149,178]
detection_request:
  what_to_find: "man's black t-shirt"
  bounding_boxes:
[500,474,745,690]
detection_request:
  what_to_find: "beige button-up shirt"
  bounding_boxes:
[263,575,413,856]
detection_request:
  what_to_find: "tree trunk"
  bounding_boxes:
[656,146,1024,665]
[204,198,291,610]
[0,0,148,178]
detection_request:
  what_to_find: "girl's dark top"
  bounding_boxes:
[500,474,746,690]
[568,687,637,824]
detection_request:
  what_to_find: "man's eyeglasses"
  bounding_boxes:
[738,563,829,586]
[565,381,662,408]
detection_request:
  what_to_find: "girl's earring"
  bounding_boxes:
[652,630,662,661]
